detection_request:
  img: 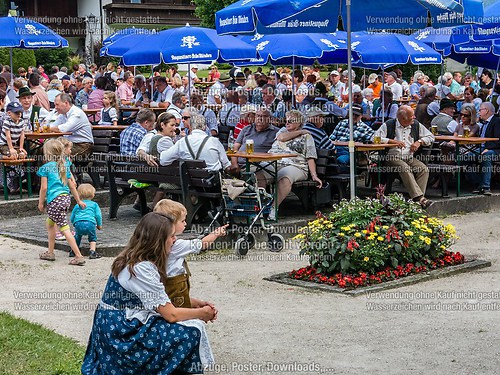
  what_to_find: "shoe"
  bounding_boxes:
[69,257,86,266]
[89,251,102,259]
[39,251,55,261]
[128,179,152,189]
[268,207,276,221]
[68,250,75,257]
[483,189,492,196]
[55,231,65,240]
[419,197,433,209]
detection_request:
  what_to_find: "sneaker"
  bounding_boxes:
[268,207,276,221]
[483,189,492,196]
[89,251,102,259]
[55,231,65,241]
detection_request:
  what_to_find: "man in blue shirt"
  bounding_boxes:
[302,107,335,150]
[120,108,156,155]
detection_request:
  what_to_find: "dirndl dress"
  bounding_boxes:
[82,262,213,374]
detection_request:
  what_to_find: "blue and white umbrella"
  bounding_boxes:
[216,0,484,35]
[100,33,152,58]
[102,27,157,46]
[236,32,355,65]
[118,24,257,66]
[0,16,68,48]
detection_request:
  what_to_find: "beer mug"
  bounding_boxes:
[245,139,254,154]
[82,104,88,111]
[373,135,381,144]
[431,125,438,135]
[463,126,470,138]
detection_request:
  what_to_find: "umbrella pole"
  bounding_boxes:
[9,48,13,84]
[381,67,385,124]
[151,65,154,98]
[292,56,296,108]
[347,0,355,200]
[439,60,444,98]
[188,62,191,107]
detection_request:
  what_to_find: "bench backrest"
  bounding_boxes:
[107,154,181,185]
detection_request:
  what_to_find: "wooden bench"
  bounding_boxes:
[0,158,35,200]
[180,160,222,228]
[106,155,182,219]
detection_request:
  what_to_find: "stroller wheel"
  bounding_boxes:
[234,233,255,256]
[268,233,285,252]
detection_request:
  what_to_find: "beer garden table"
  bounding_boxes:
[435,135,500,196]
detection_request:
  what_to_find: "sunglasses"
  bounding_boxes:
[182,116,191,120]
[460,113,470,117]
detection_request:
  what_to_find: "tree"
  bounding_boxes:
[34,48,71,72]
[193,0,238,29]
[0,48,36,72]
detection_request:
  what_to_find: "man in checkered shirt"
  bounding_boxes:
[329,104,375,165]
[120,108,156,155]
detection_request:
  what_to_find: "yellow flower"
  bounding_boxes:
[364,257,370,262]
[382,226,389,230]
[338,233,345,237]
[375,226,380,231]
[440,245,446,249]
[362,230,368,234]
[424,237,431,245]
[354,232,362,238]
[404,230,414,237]
[377,236,384,241]
[292,234,305,240]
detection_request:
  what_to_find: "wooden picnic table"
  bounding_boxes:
[435,135,500,196]
[0,158,35,200]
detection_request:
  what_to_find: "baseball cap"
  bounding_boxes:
[7,102,23,113]
[351,104,363,116]
[61,75,71,81]
[330,70,340,76]
[368,73,378,84]
[307,106,329,117]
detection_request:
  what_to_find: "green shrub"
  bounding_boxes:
[0,48,36,72]
[34,47,71,71]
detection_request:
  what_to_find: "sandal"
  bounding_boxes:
[39,251,55,261]
[69,257,86,266]
[419,197,433,209]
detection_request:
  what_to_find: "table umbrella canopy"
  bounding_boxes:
[0,16,68,48]
[100,33,152,58]
[236,32,356,65]
[116,24,257,66]
[322,31,442,68]
[216,0,484,35]
[102,27,157,46]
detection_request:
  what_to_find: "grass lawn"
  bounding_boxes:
[0,311,85,375]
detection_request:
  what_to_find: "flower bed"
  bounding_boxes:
[291,189,463,288]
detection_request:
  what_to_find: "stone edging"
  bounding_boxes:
[264,259,492,296]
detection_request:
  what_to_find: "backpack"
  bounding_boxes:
[103,72,116,92]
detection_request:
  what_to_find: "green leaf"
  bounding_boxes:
[391,256,398,268]
[340,258,351,272]
[394,243,402,254]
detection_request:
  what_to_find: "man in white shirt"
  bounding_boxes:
[50,93,94,157]
[189,65,201,87]
[385,72,403,101]
[152,77,174,108]
[207,73,231,105]
[374,105,435,208]
[160,113,230,172]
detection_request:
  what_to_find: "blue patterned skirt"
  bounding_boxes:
[82,276,203,374]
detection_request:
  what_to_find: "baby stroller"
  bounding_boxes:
[206,172,285,256]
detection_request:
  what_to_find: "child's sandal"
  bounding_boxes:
[69,257,86,266]
[39,251,55,261]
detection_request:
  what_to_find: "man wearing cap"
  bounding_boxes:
[17,87,50,132]
[410,72,425,100]
[430,98,458,135]
[61,75,77,98]
[207,73,231,105]
[301,107,335,150]
[330,104,375,165]
[189,65,201,88]
[386,72,403,101]
[367,73,383,100]
[50,93,94,157]
[374,105,435,209]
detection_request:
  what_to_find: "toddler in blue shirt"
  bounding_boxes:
[70,183,103,259]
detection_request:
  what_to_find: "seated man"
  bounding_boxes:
[329,104,374,165]
[301,107,335,150]
[230,108,279,175]
[374,105,435,208]
[119,108,156,155]
[159,114,230,172]
[430,98,458,135]
[50,93,94,158]
[471,102,500,195]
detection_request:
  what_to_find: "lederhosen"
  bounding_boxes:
[165,261,192,308]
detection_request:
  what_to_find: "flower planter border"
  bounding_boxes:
[264,259,491,296]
